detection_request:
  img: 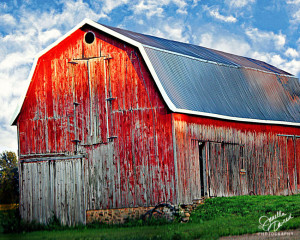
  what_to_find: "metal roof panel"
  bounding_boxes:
[144,47,300,122]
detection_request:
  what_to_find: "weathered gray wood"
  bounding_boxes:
[20,158,85,226]
[20,154,86,163]
[173,118,298,203]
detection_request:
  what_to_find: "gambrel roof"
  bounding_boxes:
[12,19,300,126]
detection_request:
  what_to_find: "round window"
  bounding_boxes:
[84,32,95,44]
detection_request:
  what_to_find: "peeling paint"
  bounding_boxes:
[17,26,300,226]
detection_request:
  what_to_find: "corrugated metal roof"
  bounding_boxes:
[144,47,300,122]
[210,49,292,75]
[102,24,300,124]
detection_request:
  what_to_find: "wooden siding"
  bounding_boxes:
[173,113,300,204]
[19,158,86,225]
[16,24,300,225]
[17,26,175,225]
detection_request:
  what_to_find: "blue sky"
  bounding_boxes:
[0,0,300,153]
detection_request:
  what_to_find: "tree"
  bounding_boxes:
[0,151,19,204]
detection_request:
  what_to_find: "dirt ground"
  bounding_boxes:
[220,229,300,240]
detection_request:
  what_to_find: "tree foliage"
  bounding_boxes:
[0,151,19,204]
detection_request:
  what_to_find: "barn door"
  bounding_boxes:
[277,135,300,194]
[198,142,208,197]
[69,58,108,146]
[207,142,227,197]
[206,142,242,197]
[19,157,86,226]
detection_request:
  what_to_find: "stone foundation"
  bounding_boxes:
[179,198,205,222]
[86,198,206,224]
[86,206,153,224]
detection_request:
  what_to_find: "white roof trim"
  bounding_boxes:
[11,18,300,127]
[174,108,300,127]
[143,45,240,69]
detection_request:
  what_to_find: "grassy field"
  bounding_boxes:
[0,194,299,240]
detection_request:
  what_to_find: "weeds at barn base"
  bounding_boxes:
[0,194,299,239]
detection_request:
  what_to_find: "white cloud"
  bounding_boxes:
[291,9,300,23]
[132,0,188,18]
[173,0,188,14]
[226,0,255,8]
[192,0,201,8]
[137,19,144,25]
[287,0,300,4]
[134,1,164,18]
[146,21,189,42]
[0,2,8,9]
[286,0,300,24]
[251,51,300,76]
[100,0,129,14]
[196,27,300,78]
[204,6,237,23]
[198,32,251,56]
[245,27,286,50]
[0,52,33,71]
[176,8,188,15]
[0,126,17,154]
[282,59,300,76]
[285,48,299,58]
[0,14,16,26]
[270,54,286,66]
[38,29,62,45]
[173,0,187,8]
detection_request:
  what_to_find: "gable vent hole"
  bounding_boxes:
[85,32,95,44]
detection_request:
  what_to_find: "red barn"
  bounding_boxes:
[12,19,300,225]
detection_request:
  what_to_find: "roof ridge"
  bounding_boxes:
[100,22,293,76]
[143,44,296,78]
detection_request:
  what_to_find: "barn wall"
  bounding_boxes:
[173,113,300,204]
[19,157,86,225]
[81,26,176,209]
[17,25,175,224]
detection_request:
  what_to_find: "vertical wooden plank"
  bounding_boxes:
[61,161,66,225]
[30,163,35,223]
[37,162,41,223]
[19,162,23,221]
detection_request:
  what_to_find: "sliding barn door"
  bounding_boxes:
[206,142,245,197]
[19,157,86,226]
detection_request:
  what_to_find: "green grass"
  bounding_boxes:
[0,194,299,240]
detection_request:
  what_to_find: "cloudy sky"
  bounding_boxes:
[0,0,300,154]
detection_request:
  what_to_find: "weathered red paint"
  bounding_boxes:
[18,26,176,211]
[16,24,300,225]
[173,113,300,201]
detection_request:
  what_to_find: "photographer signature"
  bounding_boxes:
[258,211,293,232]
